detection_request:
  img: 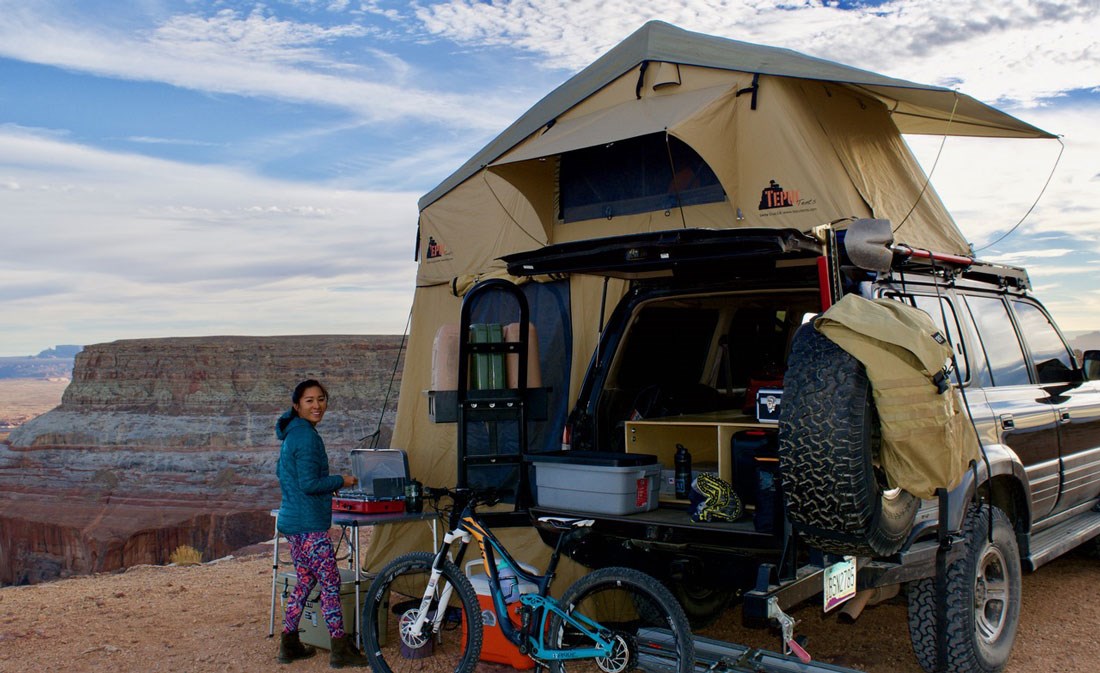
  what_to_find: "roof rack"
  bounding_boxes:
[890,244,1031,291]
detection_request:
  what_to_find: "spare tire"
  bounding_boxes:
[778,323,918,557]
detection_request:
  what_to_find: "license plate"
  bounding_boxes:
[823,557,857,612]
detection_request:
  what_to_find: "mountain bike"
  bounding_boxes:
[360,486,694,673]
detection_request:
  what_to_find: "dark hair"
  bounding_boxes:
[291,379,329,411]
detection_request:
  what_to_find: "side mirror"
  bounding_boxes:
[1083,351,1100,381]
[844,218,895,272]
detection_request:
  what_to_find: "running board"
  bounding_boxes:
[1024,509,1100,571]
[637,628,866,673]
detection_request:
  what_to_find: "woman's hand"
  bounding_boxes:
[341,474,358,489]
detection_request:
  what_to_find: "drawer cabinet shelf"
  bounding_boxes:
[624,411,774,504]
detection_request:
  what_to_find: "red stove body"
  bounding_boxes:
[332,490,405,514]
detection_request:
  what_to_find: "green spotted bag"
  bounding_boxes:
[689,473,744,523]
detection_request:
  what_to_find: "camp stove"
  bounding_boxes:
[332,489,405,514]
[332,448,411,514]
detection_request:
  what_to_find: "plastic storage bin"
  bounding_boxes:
[529,451,661,515]
[462,559,538,670]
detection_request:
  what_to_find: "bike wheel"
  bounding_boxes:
[548,566,695,673]
[361,551,483,673]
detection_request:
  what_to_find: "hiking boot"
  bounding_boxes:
[276,630,316,664]
[329,634,370,668]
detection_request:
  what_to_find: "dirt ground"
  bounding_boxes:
[0,529,1097,673]
[2,381,1098,672]
[0,377,68,437]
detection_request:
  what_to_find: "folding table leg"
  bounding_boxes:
[268,513,280,637]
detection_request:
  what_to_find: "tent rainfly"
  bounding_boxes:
[365,20,1057,574]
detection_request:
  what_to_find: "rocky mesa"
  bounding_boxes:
[0,335,404,586]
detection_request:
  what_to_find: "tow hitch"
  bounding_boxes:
[768,597,811,663]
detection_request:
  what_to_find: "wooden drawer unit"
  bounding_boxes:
[624,411,771,503]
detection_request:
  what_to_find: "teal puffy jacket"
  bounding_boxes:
[276,410,344,535]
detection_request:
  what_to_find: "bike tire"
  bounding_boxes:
[360,551,483,673]
[547,566,695,673]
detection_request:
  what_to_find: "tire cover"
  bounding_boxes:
[814,294,980,499]
[779,323,917,557]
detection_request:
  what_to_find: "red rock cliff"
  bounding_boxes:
[0,335,404,585]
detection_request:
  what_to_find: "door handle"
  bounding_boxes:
[1060,408,1072,424]
[1000,414,1015,430]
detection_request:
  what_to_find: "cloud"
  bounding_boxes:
[414,0,1100,107]
[0,4,516,132]
[902,99,1100,255]
[0,127,419,352]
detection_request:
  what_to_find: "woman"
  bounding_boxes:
[275,379,368,668]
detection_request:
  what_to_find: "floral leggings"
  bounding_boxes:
[283,530,345,638]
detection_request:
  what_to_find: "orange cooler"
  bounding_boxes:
[462,560,538,670]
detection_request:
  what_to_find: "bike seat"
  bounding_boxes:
[537,516,595,530]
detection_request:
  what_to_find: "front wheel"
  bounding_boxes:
[906,504,1022,673]
[548,566,695,673]
[360,551,483,673]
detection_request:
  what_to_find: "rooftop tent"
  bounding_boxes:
[367,21,1055,575]
[414,20,1053,288]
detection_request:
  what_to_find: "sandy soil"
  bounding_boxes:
[0,377,68,437]
[0,530,1097,673]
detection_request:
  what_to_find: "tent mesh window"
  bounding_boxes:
[558,133,725,223]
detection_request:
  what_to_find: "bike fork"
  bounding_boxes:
[409,529,469,637]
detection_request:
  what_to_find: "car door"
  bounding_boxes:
[1009,297,1100,515]
[964,293,1062,521]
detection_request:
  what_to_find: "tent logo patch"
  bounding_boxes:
[425,236,452,260]
[758,179,801,210]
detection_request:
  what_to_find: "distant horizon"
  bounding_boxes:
[6,327,1100,360]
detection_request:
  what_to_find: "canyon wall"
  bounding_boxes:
[0,335,404,585]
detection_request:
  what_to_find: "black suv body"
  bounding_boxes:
[501,223,1100,673]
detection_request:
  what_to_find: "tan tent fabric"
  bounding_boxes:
[417,171,549,286]
[493,84,737,166]
[567,275,629,402]
[421,21,1053,212]
[479,65,969,257]
[797,82,964,252]
[814,294,981,499]
[677,75,880,234]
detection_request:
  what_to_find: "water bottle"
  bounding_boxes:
[674,443,692,499]
[497,560,520,604]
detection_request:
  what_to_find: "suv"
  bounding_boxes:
[501,220,1100,673]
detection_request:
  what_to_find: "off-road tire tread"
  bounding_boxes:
[906,504,1021,673]
[778,324,917,556]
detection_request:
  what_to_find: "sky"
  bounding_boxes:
[1,0,1098,356]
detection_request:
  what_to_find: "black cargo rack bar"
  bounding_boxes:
[891,244,1031,291]
[637,627,868,673]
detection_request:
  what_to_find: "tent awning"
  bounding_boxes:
[491,85,735,166]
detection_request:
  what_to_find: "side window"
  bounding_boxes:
[1011,300,1076,384]
[910,294,970,385]
[559,133,725,223]
[964,295,1031,387]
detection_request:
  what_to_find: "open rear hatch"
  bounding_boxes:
[502,227,824,280]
